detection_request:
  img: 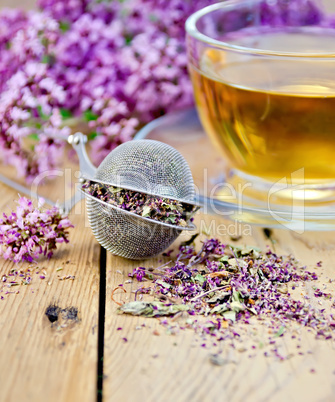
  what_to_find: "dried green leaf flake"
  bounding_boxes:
[207,291,230,304]
[194,274,206,284]
[275,326,285,337]
[117,301,191,317]
[222,310,236,322]
[230,301,246,313]
[232,289,244,303]
[141,205,152,217]
[228,258,248,269]
[210,304,228,315]
[155,280,171,289]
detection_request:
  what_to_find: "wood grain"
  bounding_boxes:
[0,180,100,402]
[2,1,335,401]
[103,214,335,402]
[0,2,100,398]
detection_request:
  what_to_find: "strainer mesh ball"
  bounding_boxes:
[86,140,196,259]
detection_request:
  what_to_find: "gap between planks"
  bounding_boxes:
[0,185,101,402]
[101,215,335,402]
[97,246,107,401]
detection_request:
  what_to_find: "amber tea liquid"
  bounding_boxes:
[190,31,335,183]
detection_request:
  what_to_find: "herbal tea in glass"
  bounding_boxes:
[186,0,335,201]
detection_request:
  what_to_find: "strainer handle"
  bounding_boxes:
[68,132,97,178]
[51,133,96,213]
[65,132,97,214]
[0,133,96,214]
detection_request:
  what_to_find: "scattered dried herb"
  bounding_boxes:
[274,326,285,337]
[118,301,191,317]
[117,238,335,358]
[58,275,75,281]
[0,263,76,299]
[81,179,199,227]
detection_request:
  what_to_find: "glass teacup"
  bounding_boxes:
[186,0,335,204]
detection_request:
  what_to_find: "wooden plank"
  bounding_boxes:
[3,1,335,400]
[103,214,335,402]
[0,181,101,402]
[0,2,100,397]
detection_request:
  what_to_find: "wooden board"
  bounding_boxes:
[2,1,335,400]
[103,215,335,402]
[0,180,101,402]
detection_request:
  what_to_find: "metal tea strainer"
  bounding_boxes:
[69,132,198,260]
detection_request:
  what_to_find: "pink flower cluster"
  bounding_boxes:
[0,196,73,263]
[0,0,324,181]
[0,61,69,178]
[0,0,212,180]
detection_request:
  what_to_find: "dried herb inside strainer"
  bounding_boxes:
[81,179,199,227]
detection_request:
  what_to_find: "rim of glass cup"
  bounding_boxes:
[185,0,335,58]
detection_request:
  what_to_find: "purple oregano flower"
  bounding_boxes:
[0,196,73,263]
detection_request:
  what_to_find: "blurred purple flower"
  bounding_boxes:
[0,0,327,181]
